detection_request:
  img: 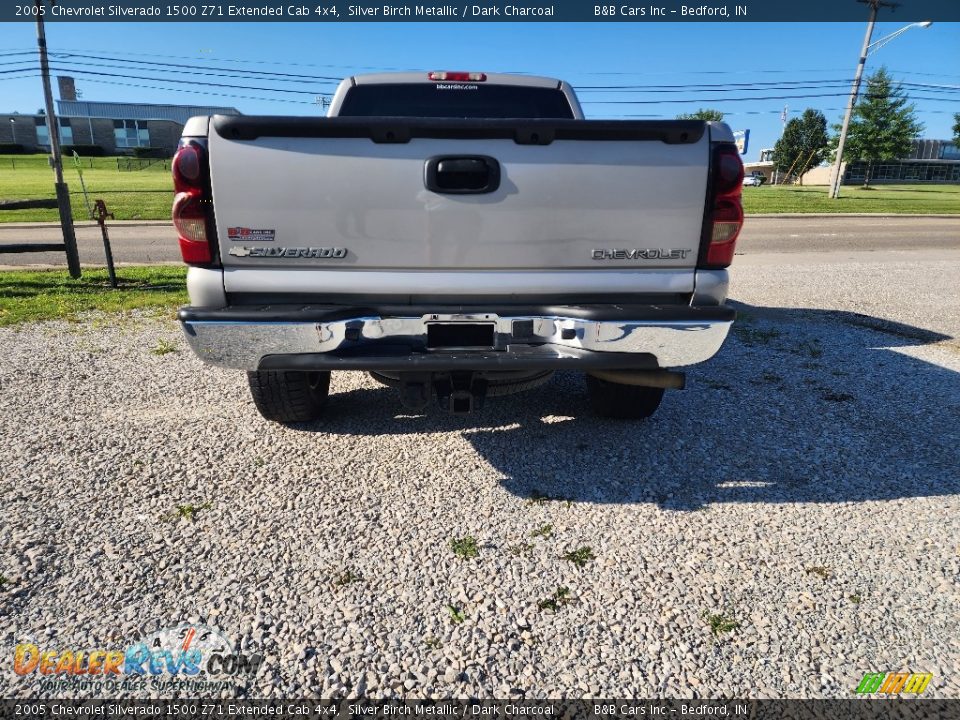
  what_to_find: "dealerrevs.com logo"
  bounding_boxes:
[13,623,263,694]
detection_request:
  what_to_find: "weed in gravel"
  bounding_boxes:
[332,569,363,587]
[537,586,574,613]
[530,524,553,540]
[451,536,479,560]
[848,594,862,604]
[446,604,466,624]
[253,457,265,468]
[0,574,7,587]
[424,637,442,649]
[733,326,781,345]
[508,543,535,557]
[164,501,212,522]
[702,610,739,637]
[151,339,178,355]
[821,391,855,403]
[806,566,832,580]
[562,546,595,568]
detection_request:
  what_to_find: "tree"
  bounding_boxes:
[772,109,829,185]
[676,109,725,122]
[831,67,923,187]
[953,112,960,147]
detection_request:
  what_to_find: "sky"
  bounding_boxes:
[1,20,958,157]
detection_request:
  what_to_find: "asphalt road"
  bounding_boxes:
[0,215,957,268]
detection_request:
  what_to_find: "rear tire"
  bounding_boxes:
[247,370,330,423]
[585,374,665,419]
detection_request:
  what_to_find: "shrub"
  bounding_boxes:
[132,147,168,159]
[61,144,105,157]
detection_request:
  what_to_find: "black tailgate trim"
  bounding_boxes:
[212,116,705,145]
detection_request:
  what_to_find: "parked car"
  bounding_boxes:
[173,71,744,422]
[743,174,764,186]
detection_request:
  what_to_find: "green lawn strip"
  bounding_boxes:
[0,266,187,326]
[742,184,960,215]
[0,154,172,222]
[3,156,957,219]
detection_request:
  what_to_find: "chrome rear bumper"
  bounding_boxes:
[179,305,734,371]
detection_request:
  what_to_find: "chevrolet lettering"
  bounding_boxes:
[591,249,692,260]
[174,71,743,422]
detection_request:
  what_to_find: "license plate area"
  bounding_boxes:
[426,322,496,350]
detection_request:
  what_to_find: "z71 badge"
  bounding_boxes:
[228,246,348,259]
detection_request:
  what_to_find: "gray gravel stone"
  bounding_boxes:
[0,253,957,699]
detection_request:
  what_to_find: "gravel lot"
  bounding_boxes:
[1,250,958,700]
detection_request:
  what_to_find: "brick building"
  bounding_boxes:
[0,76,239,156]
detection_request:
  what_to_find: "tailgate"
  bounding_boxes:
[208,117,708,280]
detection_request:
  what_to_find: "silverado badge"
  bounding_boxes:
[228,247,348,259]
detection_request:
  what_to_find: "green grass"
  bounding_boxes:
[537,586,574,613]
[561,546,595,568]
[0,154,172,222]
[530,523,554,540]
[742,183,960,214]
[4,155,955,221]
[805,566,832,580]
[450,536,479,560]
[0,266,187,326]
[164,501,212,522]
[702,610,740,637]
[151,338,179,355]
[446,604,466,625]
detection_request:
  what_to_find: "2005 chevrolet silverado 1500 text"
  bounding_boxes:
[174,71,743,422]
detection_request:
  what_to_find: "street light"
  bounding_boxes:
[828,8,933,199]
[8,118,15,145]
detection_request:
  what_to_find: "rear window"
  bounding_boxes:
[338,83,575,119]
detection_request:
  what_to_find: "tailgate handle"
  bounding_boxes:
[425,155,500,194]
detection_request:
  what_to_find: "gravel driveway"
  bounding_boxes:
[1,251,958,700]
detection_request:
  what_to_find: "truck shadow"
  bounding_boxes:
[308,302,959,510]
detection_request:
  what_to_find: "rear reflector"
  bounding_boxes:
[428,71,487,82]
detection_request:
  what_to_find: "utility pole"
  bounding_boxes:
[829,0,898,200]
[35,0,81,277]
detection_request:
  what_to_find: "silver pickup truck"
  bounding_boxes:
[174,71,743,422]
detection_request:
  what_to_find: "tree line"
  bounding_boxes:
[677,67,959,186]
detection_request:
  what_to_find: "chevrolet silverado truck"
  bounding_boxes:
[174,71,743,422]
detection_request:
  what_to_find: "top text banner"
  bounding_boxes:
[5,0,960,22]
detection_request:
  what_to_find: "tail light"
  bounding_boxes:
[172,142,215,265]
[700,144,744,269]
[428,71,487,82]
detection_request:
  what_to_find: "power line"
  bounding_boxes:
[72,78,320,105]
[51,52,346,82]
